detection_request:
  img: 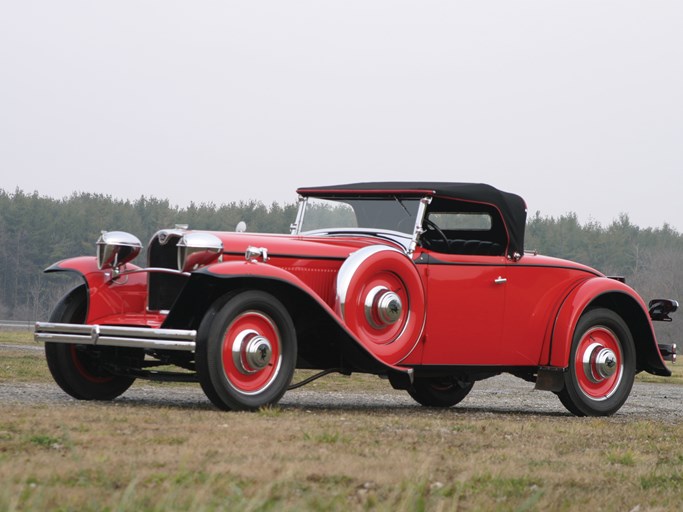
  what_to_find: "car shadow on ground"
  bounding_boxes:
[109,392,571,418]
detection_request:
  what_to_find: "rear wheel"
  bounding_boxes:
[408,377,474,407]
[44,285,142,400]
[196,291,297,411]
[558,308,635,416]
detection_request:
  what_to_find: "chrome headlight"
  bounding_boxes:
[177,232,223,272]
[96,231,142,270]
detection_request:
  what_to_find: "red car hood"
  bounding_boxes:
[204,231,403,261]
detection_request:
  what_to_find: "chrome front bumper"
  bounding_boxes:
[34,322,197,352]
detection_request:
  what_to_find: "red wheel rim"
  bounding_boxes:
[70,345,114,384]
[221,311,282,395]
[574,326,623,400]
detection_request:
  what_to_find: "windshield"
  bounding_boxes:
[300,197,421,235]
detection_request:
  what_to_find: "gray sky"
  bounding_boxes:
[1,1,681,230]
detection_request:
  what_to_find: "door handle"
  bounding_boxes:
[494,276,507,284]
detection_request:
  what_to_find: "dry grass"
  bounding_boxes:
[1,329,683,511]
[2,401,683,511]
[636,363,683,385]
[0,330,35,345]
[0,331,45,384]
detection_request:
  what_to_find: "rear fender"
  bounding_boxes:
[45,256,149,325]
[549,278,670,376]
[163,260,412,375]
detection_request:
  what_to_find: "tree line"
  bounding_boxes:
[1,189,681,342]
[0,189,298,321]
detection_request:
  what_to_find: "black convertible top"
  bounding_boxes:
[297,182,527,258]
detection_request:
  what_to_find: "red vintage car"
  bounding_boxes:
[35,182,678,416]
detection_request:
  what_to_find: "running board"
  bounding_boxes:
[34,322,197,351]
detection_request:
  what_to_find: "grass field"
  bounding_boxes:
[2,330,683,511]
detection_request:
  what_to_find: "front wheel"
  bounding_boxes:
[196,291,297,411]
[44,285,142,400]
[408,377,474,407]
[558,308,635,416]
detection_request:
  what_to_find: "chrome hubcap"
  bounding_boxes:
[232,329,273,374]
[364,286,403,329]
[582,342,618,383]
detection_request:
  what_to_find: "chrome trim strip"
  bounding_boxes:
[34,322,197,351]
[116,267,192,278]
[300,228,412,252]
[301,227,411,238]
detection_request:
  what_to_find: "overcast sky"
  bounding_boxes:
[1,1,681,230]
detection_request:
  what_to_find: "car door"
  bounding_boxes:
[419,252,508,365]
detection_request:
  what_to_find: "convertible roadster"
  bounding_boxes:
[35,182,678,416]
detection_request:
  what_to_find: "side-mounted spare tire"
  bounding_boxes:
[335,246,426,365]
[44,285,143,400]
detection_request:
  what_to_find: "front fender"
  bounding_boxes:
[163,260,413,375]
[45,256,150,325]
[549,277,670,376]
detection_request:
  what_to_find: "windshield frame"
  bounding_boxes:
[291,194,432,255]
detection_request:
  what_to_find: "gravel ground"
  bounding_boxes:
[2,339,681,420]
[2,369,681,421]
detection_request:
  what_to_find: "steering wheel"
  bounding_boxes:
[422,219,449,248]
